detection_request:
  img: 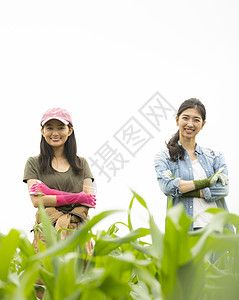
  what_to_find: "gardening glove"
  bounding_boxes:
[193,167,228,190]
[182,190,201,198]
[29,180,96,208]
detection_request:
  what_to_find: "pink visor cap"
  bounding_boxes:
[40,108,73,126]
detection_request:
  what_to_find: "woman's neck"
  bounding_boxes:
[52,146,65,159]
[51,146,70,172]
[179,137,196,153]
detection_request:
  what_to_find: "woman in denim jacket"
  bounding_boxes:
[154,99,229,231]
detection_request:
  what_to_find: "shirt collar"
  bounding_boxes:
[195,144,203,154]
[178,140,203,154]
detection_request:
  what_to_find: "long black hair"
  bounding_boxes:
[38,124,83,174]
[166,98,206,162]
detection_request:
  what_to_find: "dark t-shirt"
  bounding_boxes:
[23,155,94,193]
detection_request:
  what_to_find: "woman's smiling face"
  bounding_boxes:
[41,119,73,148]
[176,108,205,140]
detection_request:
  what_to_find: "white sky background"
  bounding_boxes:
[0,0,238,240]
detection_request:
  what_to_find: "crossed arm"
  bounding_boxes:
[179,180,204,197]
[27,178,95,208]
[160,168,228,199]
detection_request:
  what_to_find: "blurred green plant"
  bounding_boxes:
[0,191,239,300]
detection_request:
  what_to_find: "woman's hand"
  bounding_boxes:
[194,167,229,190]
[29,180,53,195]
[208,167,228,186]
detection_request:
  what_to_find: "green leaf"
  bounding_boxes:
[13,262,40,299]
[128,190,149,232]
[99,275,131,297]
[0,229,20,282]
[30,210,120,261]
[130,190,148,210]
[191,211,239,262]
[94,228,150,256]
[160,204,192,296]
[128,195,135,231]
[134,266,162,299]
[149,215,164,263]
[175,259,205,300]
[38,204,57,247]
[2,189,239,300]
[53,253,79,300]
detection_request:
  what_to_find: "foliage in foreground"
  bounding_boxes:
[0,191,239,300]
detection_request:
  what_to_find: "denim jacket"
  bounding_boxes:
[154,142,229,230]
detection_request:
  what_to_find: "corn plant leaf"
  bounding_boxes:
[0,229,20,282]
[18,234,36,258]
[128,190,149,232]
[175,259,205,300]
[134,266,162,300]
[160,203,192,296]
[38,204,57,247]
[130,190,148,210]
[38,267,55,299]
[53,254,79,300]
[94,227,150,256]
[99,274,131,297]
[30,209,120,261]
[13,262,40,299]
[191,211,239,262]
[128,195,135,231]
[149,214,164,263]
[2,190,239,300]
[79,288,106,300]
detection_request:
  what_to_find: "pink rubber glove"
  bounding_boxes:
[29,180,96,208]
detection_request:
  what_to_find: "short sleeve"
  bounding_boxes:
[23,156,39,183]
[81,157,94,182]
